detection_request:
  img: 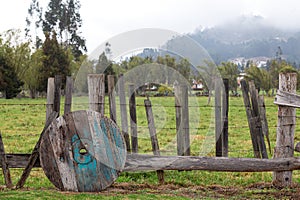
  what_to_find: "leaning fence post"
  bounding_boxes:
[241,80,261,158]
[144,98,164,184]
[248,81,268,159]
[0,131,13,188]
[273,72,297,188]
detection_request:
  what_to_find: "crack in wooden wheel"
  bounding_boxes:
[39,110,127,192]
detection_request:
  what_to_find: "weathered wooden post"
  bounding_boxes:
[64,76,73,114]
[175,85,190,156]
[248,81,268,159]
[222,79,229,157]
[88,74,105,115]
[215,81,222,157]
[46,77,55,120]
[118,74,130,152]
[215,79,229,157]
[0,131,13,188]
[241,80,263,158]
[108,75,117,123]
[129,84,138,153]
[54,75,62,116]
[273,72,297,188]
[144,98,164,184]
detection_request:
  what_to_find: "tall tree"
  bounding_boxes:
[38,31,71,92]
[0,38,23,99]
[43,0,86,58]
[25,0,43,49]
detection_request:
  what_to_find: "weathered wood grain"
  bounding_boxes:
[118,74,130,152]
[222,79,229,157]
[124,154,300,172]
[274,90,300,108]
[129,84,138,153]
[54,75,62,116]
[64,76,73,114]
[0,131,13,188]
[215,82,222,157]
[248,81,268,159]
[108,75,117,123]
[273,73,297,188]
[88,74,105,115]
[39,110,126,192]
[144,99,164,184]
[241,80,260,158]
[46,77,55,120]
[5,154,300,172]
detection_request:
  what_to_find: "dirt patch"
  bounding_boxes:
[3,182,300,199]
[100,182,300,199]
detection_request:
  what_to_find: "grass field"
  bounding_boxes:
[1,95,300,199]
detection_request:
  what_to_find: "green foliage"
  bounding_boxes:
[157,84,173,96]
[279,65,298,73]
[218,61,240,93]
[0,53,23,99]
[0,31,25,99]
[43,0,86,58]
[245,65,272,94]
[38,31,71,92]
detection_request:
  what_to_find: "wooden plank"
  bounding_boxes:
[222,79,229,157]
[274,90,300,108]
[46,77,55,120]
[124,154,300,172]
[118,74,130,152]
[15,111,58,189]
[0,131,13,188]
[273,72,297,188]
[215,82,222,157]
[108,75,117,123]
[144,99,164,184]
[88,74,105,115]
[248,81,268,159]
[240,80,261,158]
[6,153,300,173]
[54,75,62,116]
[129,84,138,153]
[64,76,73,114]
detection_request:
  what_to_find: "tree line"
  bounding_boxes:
[0,0,86,98]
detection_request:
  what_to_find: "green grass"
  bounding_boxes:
[1,95,300,199]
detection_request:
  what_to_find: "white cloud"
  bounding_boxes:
[1,0,300,52]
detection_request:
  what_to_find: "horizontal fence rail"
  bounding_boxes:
[2,153,300,172]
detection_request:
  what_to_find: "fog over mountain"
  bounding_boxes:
[186,15,300,65]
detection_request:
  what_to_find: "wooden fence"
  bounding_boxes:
[0,72,299,189]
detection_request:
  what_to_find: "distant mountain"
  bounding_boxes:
[179,15,300,65]
[137,15,300,67]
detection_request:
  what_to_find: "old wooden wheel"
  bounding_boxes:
[39,110,127,192]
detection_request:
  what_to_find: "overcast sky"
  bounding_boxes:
[1,0,300,53]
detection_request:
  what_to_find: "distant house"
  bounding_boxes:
[192,79,204,90]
